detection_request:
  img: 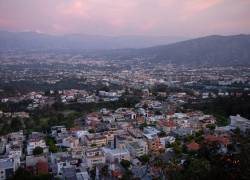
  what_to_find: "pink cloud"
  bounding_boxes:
[58,0,89,18]
[0,0,249,36]
[180,0,223,20]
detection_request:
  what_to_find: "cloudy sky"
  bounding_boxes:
[0,0,249,37]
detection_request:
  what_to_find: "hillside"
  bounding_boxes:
[135,34,250,65]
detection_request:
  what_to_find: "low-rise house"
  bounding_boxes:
[85,134,107,147]
[0,157,19,180]
[62,167,77,180]
[143,126,160,140]
[76,169,90,180]
[102,147,130,163]
[70,147,85,159]
[12,112,30,119]
[161,136,176,146]
[26,155,48,175]
[50,152,73,175]
[229,115,250,133]
[126,140,148,158]
[157,120,176,134]
[102,132,115,148]
[51,126,67,138]
[62,136,79,149]
[85,148,105,168]
[204,134,231,154]
[186,141,200,151]
[0,139,7,155]
[147,137,163,154]
[172,128,193,137]
[74,130,89,139]
[102,115,115,123]
[127,128,143,139]
[6,144,22,159]
[26,132,47,155]
[7,131,24,146]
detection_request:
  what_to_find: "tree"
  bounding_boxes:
[90,167,96,180]
[171,142,182,156]
[10,118,23,132]
[185,159,211,180]
[101,165,109,177]
[46,137,58,153]
[88,129,95,133]
[33,146,43,155]
[121,170,132,180]
[206,124,216,131]
[158,131,166,137]
[120,159,131,169]
[10,168,32,180]
[240,142,250,179]
[140,154,150,164]
[11,168,51,180]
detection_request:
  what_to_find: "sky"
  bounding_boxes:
[0,0,250,37]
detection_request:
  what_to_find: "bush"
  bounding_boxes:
[33,146,43,155]
[120,159,131,169]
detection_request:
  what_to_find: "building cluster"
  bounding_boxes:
[1,98,237,179]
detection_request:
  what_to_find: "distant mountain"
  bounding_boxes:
[109,34,250,66]
[1,31,249,66]
[0,30,186,50]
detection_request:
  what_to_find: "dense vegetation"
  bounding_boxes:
[152,130,250,180]
[185,95,250,126]
[0,95,141,135]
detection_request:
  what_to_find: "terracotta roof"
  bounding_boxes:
[112,170,123,177]
[186,141,200,151]
[69,127,81,132]
[36,161,48,174]
[157,120,176,128]
[205,134,230,145]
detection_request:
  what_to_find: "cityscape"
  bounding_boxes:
[0,1,250,180]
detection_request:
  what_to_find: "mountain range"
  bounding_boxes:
[0,30,186,50]
[134,34,250,66]
[0,30,249,66]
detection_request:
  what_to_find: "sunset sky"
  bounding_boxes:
[0,0,249,37]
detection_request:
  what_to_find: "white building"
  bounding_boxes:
[26,133,47,155]
[0,157,19,180]
[102,147,130,163]
[230,115,250,132]
[62,136,79,149]
[143,126,161,140]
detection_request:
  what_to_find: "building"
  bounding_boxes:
[50,152,72,175]
[102,147,130,163]
[230,115,250,133]
[156,120,176,134]
[147,137,163,154]
[26,133,47,155]
[126,140,148,158]
[85,134,107,147]
[186,141,200,151]
[85,148,105,168]
[0,158,19,180]
[51,126,67,137]
[143,126,161,140]
[26,155,48,175]
[62,136,79,149]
